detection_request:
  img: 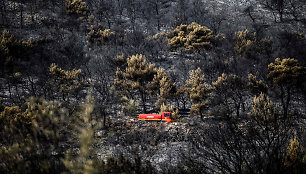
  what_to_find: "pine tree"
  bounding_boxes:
[167,22,223,52]
[63,95,97,174]
[283,136,306,173]
[235,29,256,58]
[86,25,115,45]
[267,58,306,118]
[247,73,268,95]
[211,73,246,118]
[152,68,175,110]
[174,86,189,111]
[250,93,277,123]
[185,67,209,120]
[234,29,272,60]
[114,54,157,113]
[0,98,65,173]
[247,93,294,173]
[47,63,83,102]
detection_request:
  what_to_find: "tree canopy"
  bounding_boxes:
[167,22,223,51]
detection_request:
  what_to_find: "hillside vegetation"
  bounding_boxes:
[0,0,306,173]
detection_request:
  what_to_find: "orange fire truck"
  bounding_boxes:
[138,112,172,123]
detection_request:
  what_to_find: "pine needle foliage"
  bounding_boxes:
[167,22,223,51]
[160,103,179,120]
[185,68,209,119]
[48,63,82,101]
[62,95,155,174]
[247,73,268,95]
[235,29,272,59]
[0,98,65,174]
[235,29,256,57]
[152,68,175,109]
[87,26,115,45]
[211,73,246,118]
[267,58,306,88]
[63,95,97,174]
[65,0,88,16]
[0,29,34,73]
[249,93,277,123]
[124,55,156,82]
[0,29,34,58]
[114,54,157,113]
[114,54,127,69]
[267,58,306,118]
[120,96,138,116]
[284,137,305,169]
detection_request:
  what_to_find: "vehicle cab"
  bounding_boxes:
[162,112,172,123]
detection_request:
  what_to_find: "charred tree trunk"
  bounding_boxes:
[20,4,23,28]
